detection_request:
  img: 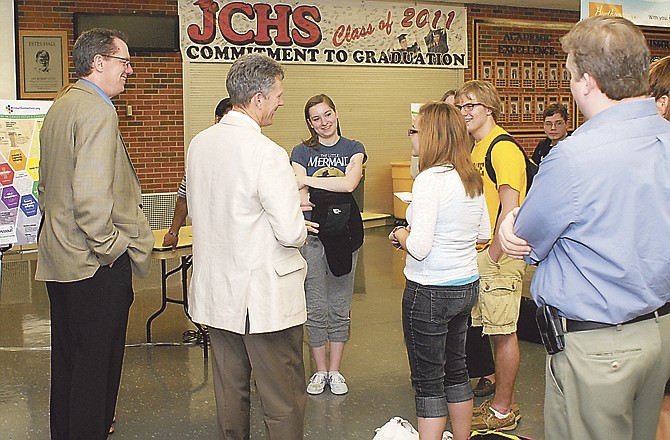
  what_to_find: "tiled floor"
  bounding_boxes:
[0,226,546,439]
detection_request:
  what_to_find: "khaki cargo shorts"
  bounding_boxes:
[471,249,527,335]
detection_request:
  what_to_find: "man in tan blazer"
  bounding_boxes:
[37,28,153,440]
[187,54,309,440]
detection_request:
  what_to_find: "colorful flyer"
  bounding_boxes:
[0,100,51,246]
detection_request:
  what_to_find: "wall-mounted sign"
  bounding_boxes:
[178,0,467,68]
[18,30,68,99]
[582,0,670,28]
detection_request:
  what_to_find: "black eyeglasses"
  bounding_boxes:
[102,54,132,69]
[544,120,565,128]
[407,128,419,136]
[455,103,486,112]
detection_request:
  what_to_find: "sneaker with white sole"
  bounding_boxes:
[471,406,517,431]
[475,399,521,423]
[328,371,348,395]
[307,372,328,395]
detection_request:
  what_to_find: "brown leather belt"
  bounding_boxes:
[564,301,670,333]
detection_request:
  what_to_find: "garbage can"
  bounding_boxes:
[391,161,413,220]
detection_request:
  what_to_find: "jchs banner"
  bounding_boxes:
[178,0,467,68]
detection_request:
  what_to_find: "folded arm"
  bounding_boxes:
[498,207,531,259]
[297,153,365,193]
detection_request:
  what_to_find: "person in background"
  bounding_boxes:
[213,98,232,124]
[646,54,670,440]
[37,28,154,440]
[531,104,569,165]
[162,97,233,248]
[425,29,449,54]
[395,33,420,54]
[186,54,310,440]
[499,16,670,440]
[411,90,457,179]
[441,89,456,104]
[455,80,527,431]
[291,94,366,396]
[390,101,490,440]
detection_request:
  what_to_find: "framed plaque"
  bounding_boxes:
[18,30,68,99]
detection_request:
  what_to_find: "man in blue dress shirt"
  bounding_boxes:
[498,16,670,440]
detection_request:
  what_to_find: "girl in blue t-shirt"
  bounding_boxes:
[290,94,367,396]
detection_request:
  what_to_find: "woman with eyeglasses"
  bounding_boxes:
[389,102,490,440]
[290,94,366,396]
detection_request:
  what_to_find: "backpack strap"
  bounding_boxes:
[483,133,521,228]
[484,134,518,188]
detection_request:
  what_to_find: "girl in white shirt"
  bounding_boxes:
[389,102,490,440]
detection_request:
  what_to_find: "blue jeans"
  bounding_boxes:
[402,279,478,418]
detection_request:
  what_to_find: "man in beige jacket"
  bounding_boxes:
[37,28,153,440]
[186,54,309,439]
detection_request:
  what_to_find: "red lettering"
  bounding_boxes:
[292,6,322,47]
[416,9,429,28]
[378,10,392,36]
[364,23,375,37]
[187,0,218,44]
[333,26,346,47]
[215,2,323,48]
[332,23,374,47]
[432,10,442,29]
[255,3,292,46]
[401,8,415,28]
[402,7,446,30]
[219,2,255,45]
[445,10,455,29]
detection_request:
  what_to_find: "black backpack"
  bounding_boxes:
[484,134,539,193]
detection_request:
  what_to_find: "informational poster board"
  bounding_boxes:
[0,100,51,246]
[581,0,670,27]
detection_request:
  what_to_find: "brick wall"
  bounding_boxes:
[17,0,184,193]
[18,2,580,189]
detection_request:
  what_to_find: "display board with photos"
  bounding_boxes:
[473,19,578,136]
[474,19,670,138]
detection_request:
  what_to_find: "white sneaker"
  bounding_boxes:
[307,372,328,395]
[442,431,453,440]
[328,371,348,395]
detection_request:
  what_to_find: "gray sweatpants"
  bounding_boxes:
[301,236,359,347]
